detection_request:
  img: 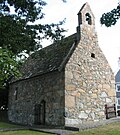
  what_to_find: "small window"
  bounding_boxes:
[85,13,92,25]
[14,87,18,100]
[118,98,120,105]
[117,85,120,91]
[117,106,120,109]
[91,53,95,58]
[116,92,120,98]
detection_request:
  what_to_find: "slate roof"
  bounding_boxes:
[19,33,77,80]
[115,69,120,82]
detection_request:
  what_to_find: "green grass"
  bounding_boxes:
[0,130,52,135]
[70,122,120,135]
[0,122,53,135]
[0,122,22,128]
[1,122,120,135]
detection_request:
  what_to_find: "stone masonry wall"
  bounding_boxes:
[65,15,116,125]
[8,70,65,126]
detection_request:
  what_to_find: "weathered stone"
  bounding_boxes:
[86,110,91,114]
[83,82,87,87]
[79,89,86,94]
[65,71,73,79]
[89,91,92,94]
[92,94,97,98]
[102,84,111,90]
[73,72,80,80]
[106,98,112,103]
[65,95,75,108]
[100,92,108,98]
[65,118,81,125]
[66,84,76,91]
[79,103,84,109]
[71,91,81,97]
[79,111,88,119]
[91,112,95,119]
[107,89,116,97]
[98,112,105,116]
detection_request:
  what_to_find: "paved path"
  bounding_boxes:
[31,128,75,135]
[0,127,75,135]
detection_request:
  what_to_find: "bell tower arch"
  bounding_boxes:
[76,2,95,41]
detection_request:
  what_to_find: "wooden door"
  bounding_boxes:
[34,100,46,125]
[40,100,46,124]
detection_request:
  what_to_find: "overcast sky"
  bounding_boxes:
[40,0,120,73]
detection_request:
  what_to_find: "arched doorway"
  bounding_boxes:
[34,100,46,125]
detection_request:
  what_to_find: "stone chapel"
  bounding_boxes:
[8,3,116,127]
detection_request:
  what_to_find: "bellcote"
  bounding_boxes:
[76,3,95,41]
[77,2,95,26]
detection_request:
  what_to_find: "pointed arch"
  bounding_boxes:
[34,100,46,125]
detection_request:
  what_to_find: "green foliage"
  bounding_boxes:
[0,0,66,54]
[0,14,35,54]
[100,4,120,27]
[0,0,47,22]
[0,0,66,87]
[0,48,21,88]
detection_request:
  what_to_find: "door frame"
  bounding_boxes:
[34,100,46,125]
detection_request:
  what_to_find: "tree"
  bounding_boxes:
[100,3,120,27]
[0,0,66,54]
[0,0,66,87]
[0,48,21,88]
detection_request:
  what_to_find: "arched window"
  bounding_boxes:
[14,87,18,100]
[85,13,92,25]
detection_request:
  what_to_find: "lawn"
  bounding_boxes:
[1,122,120,135]
[0,122,22,128]
[71,122,120,135]
[0,122,53,135]
[0,130,52,135]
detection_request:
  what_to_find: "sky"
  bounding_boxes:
[40,0,120,74]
